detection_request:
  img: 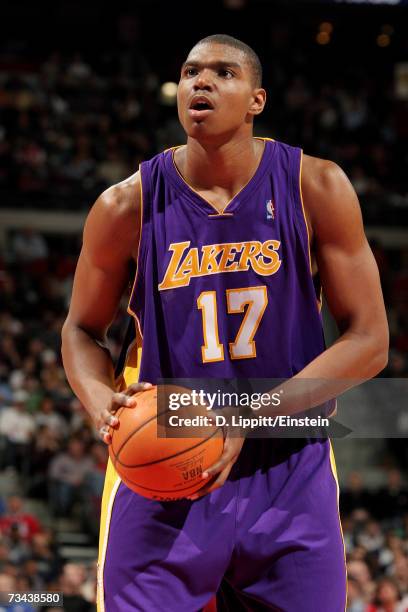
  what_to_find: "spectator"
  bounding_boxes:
[30,531,63,583]
[11,228,48,264]
[34,396,68,440]
[58,562,93,612]
[0,390,35,474]
[379,533,404,573]
[15,574,32,592]
[389,553,408,597]
[48,437,93,517]
[375,470,408,523]
[348,559,376,604]
[7,523,31,564]
[0,573,35,611]
[22,558,46,590]
[341,472,373,518]
[27,425,60,499]
[347,575,366,612]
[82,442,108,539]
[366,577,408,612]
[0,335,21,372]
[0,495,41,543]
[358,520,385,555]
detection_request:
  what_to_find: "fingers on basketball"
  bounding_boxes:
[186,438,240,499]
[111,382,152,410]
[125,381,153,397]
[187,460,235,500]
[101,383,153,446]
[109,387,224,500]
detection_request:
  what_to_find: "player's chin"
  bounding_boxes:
[186,124,212,139]
[184,115,211,131]
[185,120,230,143]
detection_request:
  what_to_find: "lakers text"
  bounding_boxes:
[158,239,281,290]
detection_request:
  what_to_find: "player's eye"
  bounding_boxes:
[185,67,198,77]
[218,69,233,78]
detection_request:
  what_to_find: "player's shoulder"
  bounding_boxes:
[301,154,361,235]
[83,171,142,260]
[302,154,349,195]
[95,146,168,218]
[97,170,141,220]
[302,154,356,216]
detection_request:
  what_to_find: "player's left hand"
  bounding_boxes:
[186,426,245,500]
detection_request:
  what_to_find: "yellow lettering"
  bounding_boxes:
[176,248,200,281]
[158,242,191,290]
[200,244,224,275]
[159,240,282,290]
[238,241,261,271]
[254,240,282,275]
[219,243,241,272]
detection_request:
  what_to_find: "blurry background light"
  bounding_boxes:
[317,31,331,45]
[319,21,334,34]
[377,34,391,47]
[160,81,178,106]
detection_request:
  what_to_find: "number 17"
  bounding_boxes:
[197,286,268,363]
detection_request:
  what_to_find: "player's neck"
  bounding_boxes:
[178,135,264,196]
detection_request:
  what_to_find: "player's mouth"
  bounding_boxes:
[188,96,214,121]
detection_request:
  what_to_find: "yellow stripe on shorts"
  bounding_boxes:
[96,343,142,612]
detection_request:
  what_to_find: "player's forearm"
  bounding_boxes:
[264,329,388,417]
[61,322,116,417]
[298,328,388,381]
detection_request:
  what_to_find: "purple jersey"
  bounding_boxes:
[97,139,346,612]
[129,138,325,381]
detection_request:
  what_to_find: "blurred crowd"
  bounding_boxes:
[0,231,127,524]
[0,494,96,611]
[0,235,128,610]
[0,51,158,211]
[0,20,407,224]
[343,470,408,611]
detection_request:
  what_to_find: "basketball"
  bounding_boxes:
[108,386,224,500]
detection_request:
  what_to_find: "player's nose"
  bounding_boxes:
[193,70,213,91]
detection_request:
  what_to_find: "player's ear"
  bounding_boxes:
[248,88,266,116]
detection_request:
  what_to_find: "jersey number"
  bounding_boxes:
[197,286,268,363]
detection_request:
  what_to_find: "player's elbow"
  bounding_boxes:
[61,316,76,341]
[61,318,74,361]
[367,327,389,376]
[61,317,85,360]
[61,317,107,358]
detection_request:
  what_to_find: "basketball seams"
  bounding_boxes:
[120,472,217,495]
[108,386,224,499]
[110,394,163,459]
[113,414,223,468]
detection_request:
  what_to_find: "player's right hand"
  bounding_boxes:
[97,382,152,445]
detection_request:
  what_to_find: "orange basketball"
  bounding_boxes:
[108,386,224,501]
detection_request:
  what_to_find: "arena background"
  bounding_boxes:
[0,0,407,610]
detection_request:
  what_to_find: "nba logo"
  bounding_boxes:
[266,199,274,220]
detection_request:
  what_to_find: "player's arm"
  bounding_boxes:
[300,156,388,378]
[271,156,389,413]
[61,173,151,443]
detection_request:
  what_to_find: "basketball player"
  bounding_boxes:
[62,35,388,611]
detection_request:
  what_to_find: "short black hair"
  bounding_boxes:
[192,34,262,87]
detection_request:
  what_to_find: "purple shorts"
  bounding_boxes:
[98,438,346,611]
